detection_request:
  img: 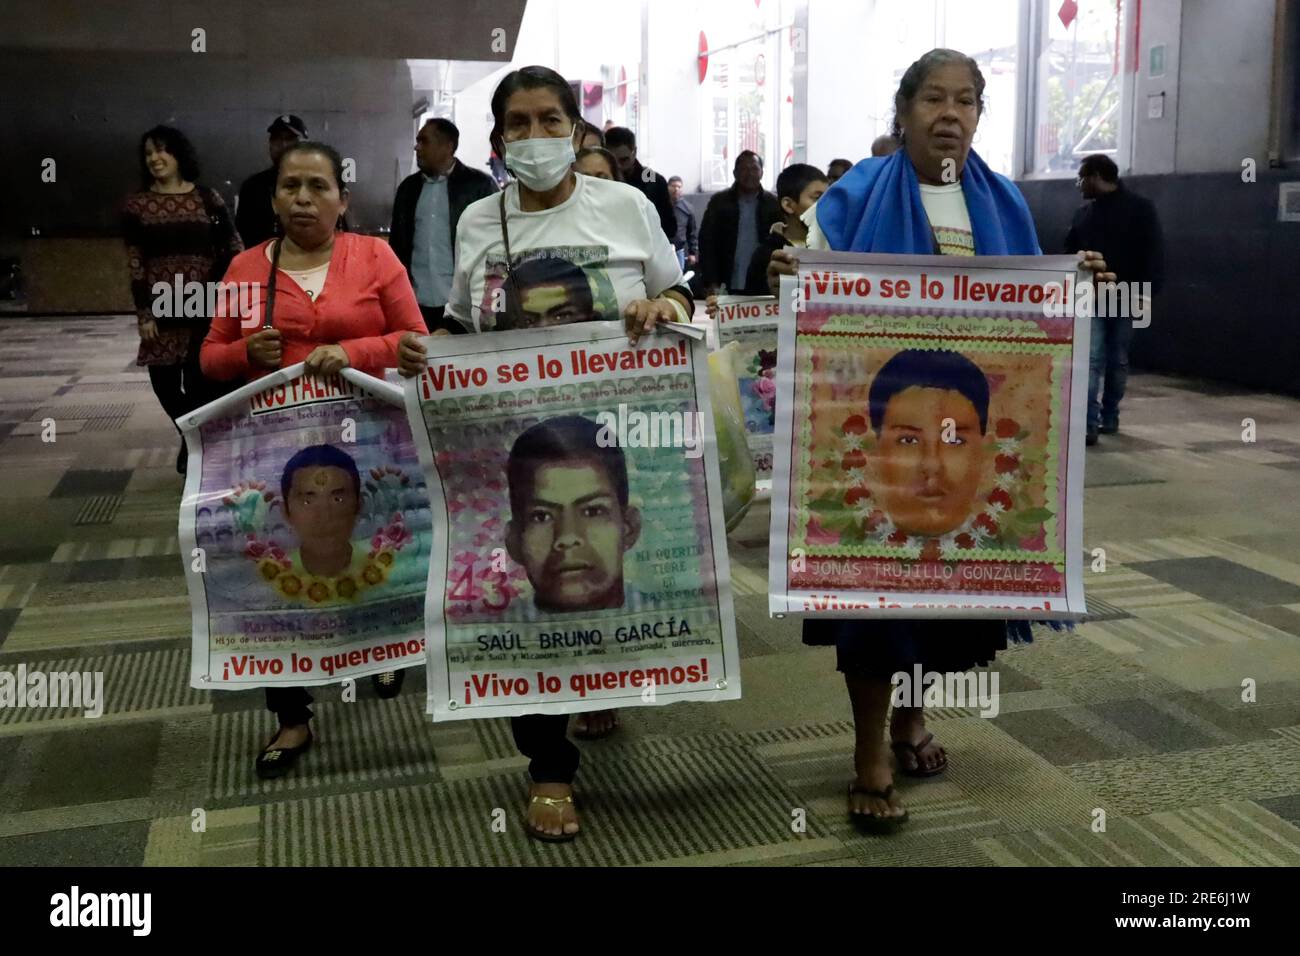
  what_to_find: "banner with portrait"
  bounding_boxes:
[713,294,780,486]
[178,364,432,689]
[769,252,1089,619]
[404,320,742,720]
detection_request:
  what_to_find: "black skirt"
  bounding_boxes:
[803,617,1008,678]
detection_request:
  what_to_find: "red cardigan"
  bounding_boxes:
[201,232,428,381]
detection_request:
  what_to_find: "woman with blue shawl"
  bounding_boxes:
[769,49,1114,833]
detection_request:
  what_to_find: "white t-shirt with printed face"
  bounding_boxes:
[446,173,686,333]
[803,181,975,255]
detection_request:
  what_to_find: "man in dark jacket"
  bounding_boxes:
[1065,154,1164,444]
[236,114,308,247]
[390,118,498,333]
[605,126,677,243]
[667,176,698,272]
[698,150,782,295]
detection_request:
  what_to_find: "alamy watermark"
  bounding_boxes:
[891,664,1000,717]
[1043,278,1153,328]
[0,664,104,718]
[595,403,706,459]
[150,276,263,328]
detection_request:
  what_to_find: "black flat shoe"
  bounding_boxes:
[1099,422,1119,435]
[255,727,313,780]
[371,669,405,699]
[1086,428,1099,447]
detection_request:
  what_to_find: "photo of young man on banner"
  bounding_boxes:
[769,251,1091,619]
[712,294,781,484]
[177,364,432,690]
[402,320,742,721]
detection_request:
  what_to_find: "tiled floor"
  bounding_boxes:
[2,314,1300,866]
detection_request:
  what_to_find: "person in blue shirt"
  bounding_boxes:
[390,118,498,334]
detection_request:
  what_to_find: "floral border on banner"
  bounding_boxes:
[792,333,1069,566]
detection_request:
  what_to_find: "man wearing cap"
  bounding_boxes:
[390,118,498,334]
[235,114,308,247]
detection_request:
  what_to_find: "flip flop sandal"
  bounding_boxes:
[847,783,909,833]
[525,793,580,843]
[891,732,948,778]
[573,710,620,741]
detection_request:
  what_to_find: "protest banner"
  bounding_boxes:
[178,364,431,689]
[713,294,780,486]
[403,320,742,720]
[769,251,1089,619]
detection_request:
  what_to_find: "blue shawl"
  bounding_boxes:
[815,148,1066,642]
[815,147,1041,255]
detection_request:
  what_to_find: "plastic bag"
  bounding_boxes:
[707,343,757,531]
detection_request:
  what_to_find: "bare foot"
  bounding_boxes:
[574,709,619,739]
[849,745,906,822]
[889,706,947,774]
[525,782,580,839]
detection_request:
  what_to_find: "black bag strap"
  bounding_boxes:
[262,238,283,330]
[198,184,236,287]
[497,189,525,331]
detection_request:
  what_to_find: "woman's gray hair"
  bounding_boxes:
[891,48,986,140]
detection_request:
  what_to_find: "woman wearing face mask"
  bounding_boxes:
[398,66,692,842]
[203,141,428,780]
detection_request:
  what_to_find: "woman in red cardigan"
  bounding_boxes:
[202,141,428,780]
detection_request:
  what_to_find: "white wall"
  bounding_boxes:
[805,0,877,168]
[453,0,561,176]
[452,0,705,190]
[643,0,702,191]
[1175,0,1275,173]
[1129,0,1182,175]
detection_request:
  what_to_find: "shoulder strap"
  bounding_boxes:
[262,239,282,329]
[497,189,524,330]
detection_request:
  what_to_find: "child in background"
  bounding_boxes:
[706,163,828,316]
[741,163,827,296]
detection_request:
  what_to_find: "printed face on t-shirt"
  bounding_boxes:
[519,279,596,327]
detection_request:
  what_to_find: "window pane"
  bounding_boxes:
[1032,0,1123,175]
[699,0,790,190]
[861,0,1019,176]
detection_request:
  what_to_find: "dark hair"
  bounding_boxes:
[579,121,605,147]
[604,126,636,150]
[868,349,990,437]
[139,125,200,189]
[277,141,346,191]
[735,149,763,171]
[281,444,361,508]
[1078,153,1119,183]
[667,175,683,186]
[827,158,853,174]
[489,66,582,153]
[423,117,460,148]
[506,415,629,519]
[775,163,827,202]
[574,146,622,182]
[505,256,597,327]
[275,141,349,232]
[891,48,986,140]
